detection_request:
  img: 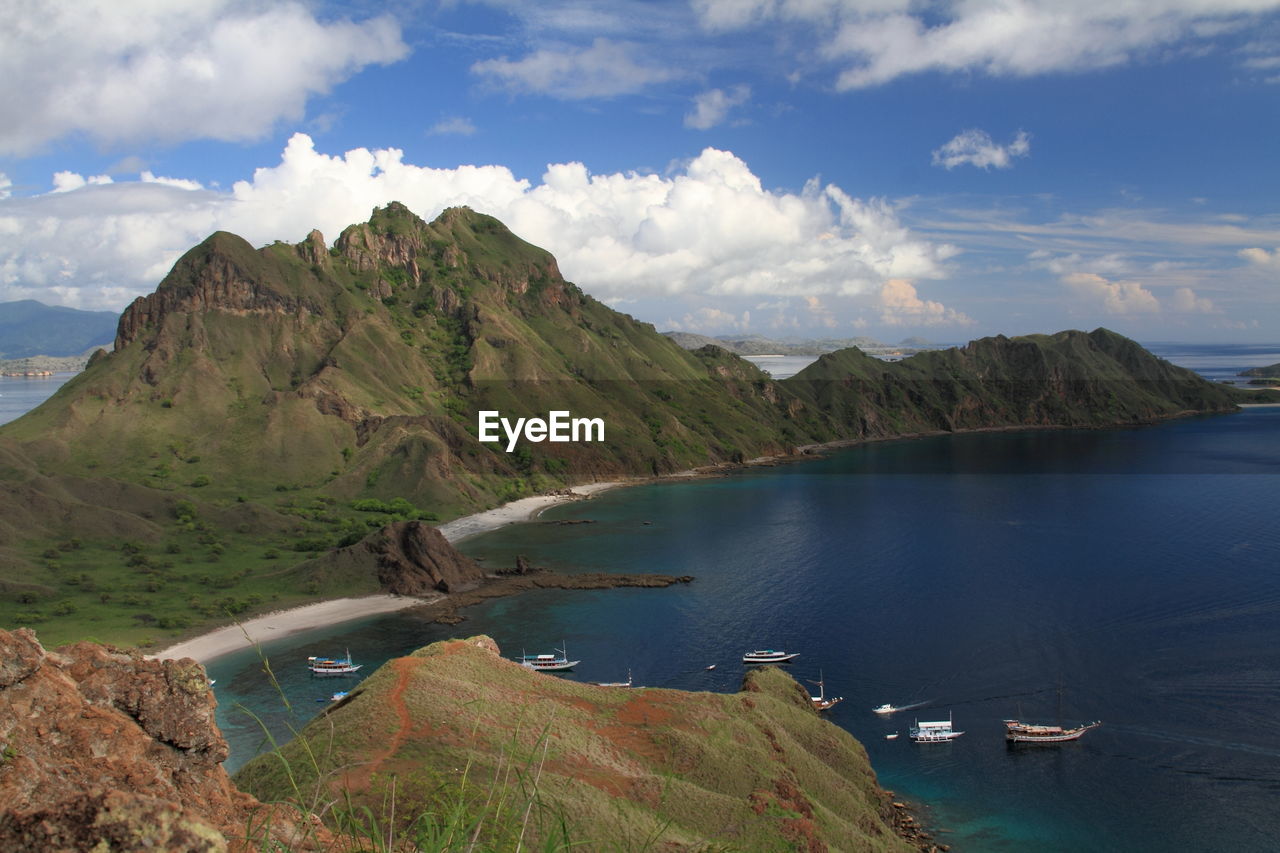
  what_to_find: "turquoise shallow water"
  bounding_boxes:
[210,405,1280,852]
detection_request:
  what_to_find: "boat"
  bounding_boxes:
[1004,719,1100,743]
[885,733,900,740]
[330,691,349,702]
[518,644,579,672]
[592,669,633,688]
[742,649,799,664]
[808,672,844,711]
[307,650,361,676]
[1005,684,1099,743]
[872,703,900,715]
[909,713,963,743]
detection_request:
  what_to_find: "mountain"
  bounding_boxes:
[0,203,1252,649]
[0,300,118,359]
[788,329,1241,438]
[234,635,922,851]
[1239,363,1280,378]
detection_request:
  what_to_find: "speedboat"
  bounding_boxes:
[872,703,900,715]
[742,649,799,664]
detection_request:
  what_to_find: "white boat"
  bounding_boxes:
[808,672,843,712]
[308,650,361,676]
[885,733,900,740]
[872,703,900,715]
[909,714,963,743]
[742,649,799,664]
[330,691,349,702]
[592,669,633,687]
[1004,719,1100,743]
[519,644,579,672]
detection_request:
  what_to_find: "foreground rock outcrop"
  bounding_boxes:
[236,635,921,852]
[0,628,324,852]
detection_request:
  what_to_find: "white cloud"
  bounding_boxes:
[1239,246,1280,268]
[0,173,10,200]
[670,306,752,333]
[1062,272,1161,314]
[877,278,973,326]
[1170,286,1216,313]
[0,1,408,155]
[428,117,478,136]
[932,129,1030,170]
[692,0,1280,88]
[471,38,679,98]
[0,134,955,313]
[685,85,752,129]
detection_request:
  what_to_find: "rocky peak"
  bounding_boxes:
[114,231,314,352]
[0,628,330,850]
[296,228,329,269]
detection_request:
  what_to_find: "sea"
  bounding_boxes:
[0,373,74,427]
[8,345,1280,851]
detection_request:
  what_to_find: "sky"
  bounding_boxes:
[0,1,1278,344]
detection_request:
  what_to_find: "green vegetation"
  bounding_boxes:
[0,204,1248,648]
[235,637,913,851]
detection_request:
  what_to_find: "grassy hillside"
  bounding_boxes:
[235,636,916,852]
[0,204,1250,648]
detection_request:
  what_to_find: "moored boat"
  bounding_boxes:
[307,650,361,676]
[808,672,843,711]
[592,669,634,687]
[909,714,963,742]
[518,643,579,672]
[742,649,798,664]
[1004,719,1100,743]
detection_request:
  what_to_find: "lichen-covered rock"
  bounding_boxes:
[0,629,328,852]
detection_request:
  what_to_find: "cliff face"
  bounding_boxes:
[0,628,324,852]
[235,635,919,852]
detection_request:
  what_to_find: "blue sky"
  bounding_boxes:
[1,1,1277,343]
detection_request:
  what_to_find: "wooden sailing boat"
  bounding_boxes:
[808,671,844,711]
[1005,683,1100,743]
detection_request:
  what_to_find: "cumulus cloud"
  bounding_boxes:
[0,1,407,155]
[0,173,11,200]
[692,0,1280,88]
[685,85,752,129]
[0,134,955,313]
[471,38,679,98]
[1239,246,1280,268]
[428,117,478,136]
[932,129,1030,170]
[1062,272,1161,314]
[1170,286,1215,313]
[877,279,973,327]
[669,306,752,333]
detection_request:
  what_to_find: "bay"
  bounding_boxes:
[209,404,1280,851]
[0,373,74,426]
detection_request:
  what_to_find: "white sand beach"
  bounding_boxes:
[436,481,621,543]
[151,481,623,664]
[148,594,432,664]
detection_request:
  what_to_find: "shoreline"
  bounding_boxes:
[151,404,1251,666]
[151,482,625,664]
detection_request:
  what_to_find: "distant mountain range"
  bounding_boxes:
[663,330,933,356]
[0,300,118,359]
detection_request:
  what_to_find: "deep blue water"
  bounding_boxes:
[208,403,1280,852]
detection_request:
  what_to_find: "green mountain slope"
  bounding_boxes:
[786,328,1240,438]
[235,636,918,852]
[0,203,1250,647]
[0,300,119,358]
